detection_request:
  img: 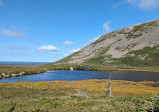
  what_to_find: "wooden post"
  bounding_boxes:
[109,73,112,97]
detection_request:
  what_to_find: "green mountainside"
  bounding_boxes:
[56,20,159,67]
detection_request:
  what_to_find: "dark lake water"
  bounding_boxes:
[0,70,159,83]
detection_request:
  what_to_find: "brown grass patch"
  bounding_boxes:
[1,79,159,97]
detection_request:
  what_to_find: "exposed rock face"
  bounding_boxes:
[57,20,159,66]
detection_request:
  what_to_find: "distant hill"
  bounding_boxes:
[0,61,50,67]
[56,19,159,67]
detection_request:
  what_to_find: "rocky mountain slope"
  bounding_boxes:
[57,19,159,66]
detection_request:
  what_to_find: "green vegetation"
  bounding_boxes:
[115,43,138,52]
[90,31,117,47]
[90,36,106,47]
[90,38,123,62]
[85,46,110,64]
[147,21,158,26]
[124,21,158,39]
[125,32,143,39]
[0,66,47,76]
[1,44,159,77]
[0,80,159,112]
[45,64,117,71]
[1,94,159,112]
[125,24,144,39]
[1,20,159,112]
[0,63,118,77]
[114,45,159,66]
[55,51,80,64]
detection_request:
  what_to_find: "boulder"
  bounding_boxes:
[2,73,5,76]
[11,74,17,77]
[19,72,25,76]
[5,75,10,78]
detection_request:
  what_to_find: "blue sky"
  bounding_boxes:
[0,0,159,62]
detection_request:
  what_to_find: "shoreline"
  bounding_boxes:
[118,69,159,73]
[1,79,159,83]
[0,71,47,79]
[1,68,159,80]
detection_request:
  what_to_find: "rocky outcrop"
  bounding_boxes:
[0,71,47,79]
[0,72,27,79]
[18,72,25,76]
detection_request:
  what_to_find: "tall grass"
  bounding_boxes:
[0,80,159,111]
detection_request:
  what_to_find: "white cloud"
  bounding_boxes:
[126,0,137,4]
[0,29,26,38]
[63,41,74,46]
[37,45,59,52]
[140,0,159,10]
[103,22,110,33]
[63,54,69,56]
[68,48,81,53]
[50,53,69,57]
[3,46,30,51]
[0,0,3,6]
[51,53,61,55]
[87,21,111,45]
[126,0,159,10]
[112,1,125,8]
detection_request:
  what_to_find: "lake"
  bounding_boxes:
[0,70,159,83]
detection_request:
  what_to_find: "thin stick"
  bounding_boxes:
[109,73,112,97]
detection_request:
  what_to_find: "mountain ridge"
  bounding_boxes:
[56,19,159,67]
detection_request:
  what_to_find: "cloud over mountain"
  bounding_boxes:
[68,48,81,53]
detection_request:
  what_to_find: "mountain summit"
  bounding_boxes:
[57,20,159,66]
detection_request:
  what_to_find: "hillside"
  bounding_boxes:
[56,20,159,67]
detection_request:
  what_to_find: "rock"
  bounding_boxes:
[70,67,74,70]
[2,73,5,76]
[11,74,17,77]
[5,75,10,78]
[57,19,159,66]
[18,72,25,76]
[72,93,89,98]
[72,91,89,98]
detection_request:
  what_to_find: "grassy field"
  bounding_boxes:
[0,79,159,111]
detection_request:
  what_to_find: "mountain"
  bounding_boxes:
[57,20,159,67]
